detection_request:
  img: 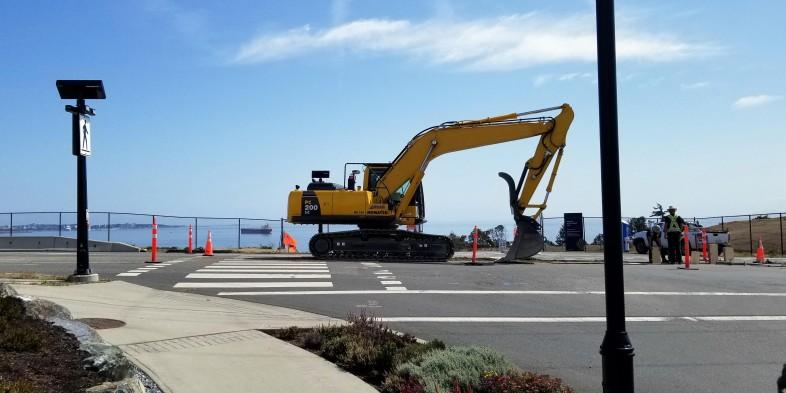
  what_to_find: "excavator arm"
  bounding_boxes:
[376,104,574,260]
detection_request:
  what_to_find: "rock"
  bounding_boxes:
[23,298,73,320]
[0,282,18,297]
[82,342,136,381]
[85,377,146,393]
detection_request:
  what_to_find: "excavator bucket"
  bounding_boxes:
[499,216,543,262]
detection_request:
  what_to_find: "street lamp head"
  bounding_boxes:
[56,80,106,100]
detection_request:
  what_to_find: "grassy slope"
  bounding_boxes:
[706,217,785,256]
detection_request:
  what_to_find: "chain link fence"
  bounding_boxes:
[0,211,284,250]
[1,211,783,255]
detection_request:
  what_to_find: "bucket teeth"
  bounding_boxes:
[499,216,543,262]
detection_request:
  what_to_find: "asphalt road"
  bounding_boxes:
[2,251,785,393]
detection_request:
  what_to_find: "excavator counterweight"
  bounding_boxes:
[287,104,574,262]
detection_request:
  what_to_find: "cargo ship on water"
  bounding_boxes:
[240,224,273,234]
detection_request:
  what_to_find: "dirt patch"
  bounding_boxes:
[0,297,106,392]
[0,272,65,281]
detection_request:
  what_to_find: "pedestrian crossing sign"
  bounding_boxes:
[78,114,91,156]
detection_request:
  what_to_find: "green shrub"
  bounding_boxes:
[273,326,301,341]
[0,297,25,322]
[302,329,324,350]
[0,327,42,352]
[394,339,446,366]
[381,374,427,393]
[0,379,37,393]
[393,346,517,393]
[479,371,575,393]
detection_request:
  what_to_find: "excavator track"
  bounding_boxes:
[309,229,454,261]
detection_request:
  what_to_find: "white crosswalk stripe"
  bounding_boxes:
[173,257,333,293]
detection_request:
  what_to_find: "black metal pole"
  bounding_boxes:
[748,215,753,255]
[280,218,284,249]
[107,212,111,242]
[721,216,724,231]
[778,213,783,256]
[9,213,12,238]
[75,98,91,275]
[596,1,634,391]
[194,217,199,248]
[237,218,241,249]
[58,212,62,237]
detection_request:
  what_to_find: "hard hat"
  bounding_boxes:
[668,205,676,210]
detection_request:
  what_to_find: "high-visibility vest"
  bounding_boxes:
[666,214,682,232]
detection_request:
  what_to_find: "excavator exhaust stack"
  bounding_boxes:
[500,216,543,262]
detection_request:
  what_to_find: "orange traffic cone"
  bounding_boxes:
[756,238,765,264]
[204,231,214,256]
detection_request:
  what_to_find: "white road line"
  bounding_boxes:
[196,269,330,273]
[386,287,408,291]
[205,265,326,269]
[210,263,327,268]
[216,261,326,265]
[380,280,402,285]
[127,270,149,273]
[375,316,786,323]
[377,276,396,279]
[117,273,141,277]
[157,263,172,266]
[374,271,392,275]
[175,282,334,288]
[185,273,331,279]
[137,267,158,270]
[213,290,786,296]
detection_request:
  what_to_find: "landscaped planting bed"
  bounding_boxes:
[265,312,574,393]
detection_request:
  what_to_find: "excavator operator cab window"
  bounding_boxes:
[364,165,390,191]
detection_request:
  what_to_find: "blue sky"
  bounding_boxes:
[1,0,784,224]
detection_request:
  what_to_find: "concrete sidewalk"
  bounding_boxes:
[12,281,377,393]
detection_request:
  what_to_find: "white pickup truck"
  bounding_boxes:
[631,221,730,255]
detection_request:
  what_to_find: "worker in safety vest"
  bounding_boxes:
[662,205,686,264]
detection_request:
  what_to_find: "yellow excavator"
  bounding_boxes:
[287,104,574,261]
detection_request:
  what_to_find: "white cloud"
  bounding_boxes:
[733,95,783,109]
[533,74,552,87]
[681,81,709,89]
[231,12,717,71]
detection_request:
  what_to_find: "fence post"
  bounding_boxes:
[58,212,62,237]
[107,212,111,242]
[721,216,724,231]
[582,216,587,251]
[280,218,284,250]
[195,217,199,248]
[748,215,753,256]
[778,213,783,256]
[237,218,241,249]
[540,215,545,251]
[9,213,12,237]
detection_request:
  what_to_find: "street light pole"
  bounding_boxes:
[595,1,635,392]
[57,80,106,282]
[75,98,90,275]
